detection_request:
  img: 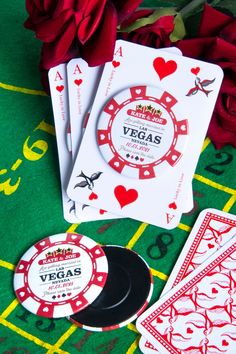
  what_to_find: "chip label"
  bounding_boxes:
[14,233,108,318]
[97,86,189,179]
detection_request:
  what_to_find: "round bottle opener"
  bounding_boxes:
[97,85,189,179]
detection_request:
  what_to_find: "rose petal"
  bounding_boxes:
[177,37,214,58]
[120,9,153,29]
[227,95,236,115]
[112,0,143,22]
[220,21,236,45]
[207,112,236,149]
[35,10,74,42]
[204,37,236,63]
[42,0,58,13]
[40,21,78,70]
[77,0,106,43]
[216,85,236,132]
[80,1,117,66]
[199,4,233,37]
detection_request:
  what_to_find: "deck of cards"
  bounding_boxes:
[136,208,236,353]
[48,40,223,228]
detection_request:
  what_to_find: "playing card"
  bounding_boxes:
[48,64,120,222]
[163,208,236,294]
[67,40,222,228]
[136,235,236,353]
[139,335,158,353]
[140,208,236,353]
[183,183,193,213]
[67,58,103,159]
[48,64,79,223]
[66,48,193,217]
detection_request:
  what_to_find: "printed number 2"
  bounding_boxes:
[205,152,233,176]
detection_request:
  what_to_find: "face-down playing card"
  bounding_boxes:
[137,234,236,353]
[139,208,236,352]
[67,40,223,228]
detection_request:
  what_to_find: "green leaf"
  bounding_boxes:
[169,13,186,42]
[119,8,177,33]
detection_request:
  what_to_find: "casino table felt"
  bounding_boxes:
[0,1,236,353]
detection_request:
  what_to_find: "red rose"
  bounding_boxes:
[120,9,175,48]
[24,0,142,71]
[177,4,236,149]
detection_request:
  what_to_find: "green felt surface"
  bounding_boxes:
[0,1,235,353]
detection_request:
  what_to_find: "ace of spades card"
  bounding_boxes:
[67,40,223,229]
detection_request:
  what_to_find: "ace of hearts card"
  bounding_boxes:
[67,40,223,229]
[48,63,120,222]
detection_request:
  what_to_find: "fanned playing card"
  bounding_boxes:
[48,64,79,223]
[67,58,103,159]
[48,64,120,222]
[67,40,223,228]
[163,208,236,294]
[136,235,236,353]
[139,208,236,352]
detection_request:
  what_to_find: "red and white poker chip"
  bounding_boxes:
[97,85,189,179]
[13,233,108,318]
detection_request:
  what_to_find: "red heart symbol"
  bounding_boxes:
[168,202,177,210]
[191,67,200,76]
[153,57,177,80]
[212,287,218,294]
[99,209,107,215]
[89,192,98,200]
[156,317,163,323]
[74,79,83,86]
[56,85,64,92]
[187,327,193,334]
[114,185,138,209]
[208,243,214,249]
[112,60,120,68]
[222,340,229,346]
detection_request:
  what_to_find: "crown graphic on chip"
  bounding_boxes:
[136,104,163,117]
[45,248,73,259]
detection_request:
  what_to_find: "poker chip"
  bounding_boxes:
[97,85,188,179]
[68,245,153,331]
[13,233,108,318]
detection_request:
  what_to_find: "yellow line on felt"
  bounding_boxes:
[126,223,149,249]
[151,268,168,281]
[223,195,236,213]
[1,299,19,319]
[127,323,139,333]
[45,324,77,354]
[178,223,191,233]
[0,318,68,353]
[66,223,80,233]
[201,137,211,152]
[194,174,236,195]
[126,337,139,354]
[0,259,15,271]
[0,82,47,96]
